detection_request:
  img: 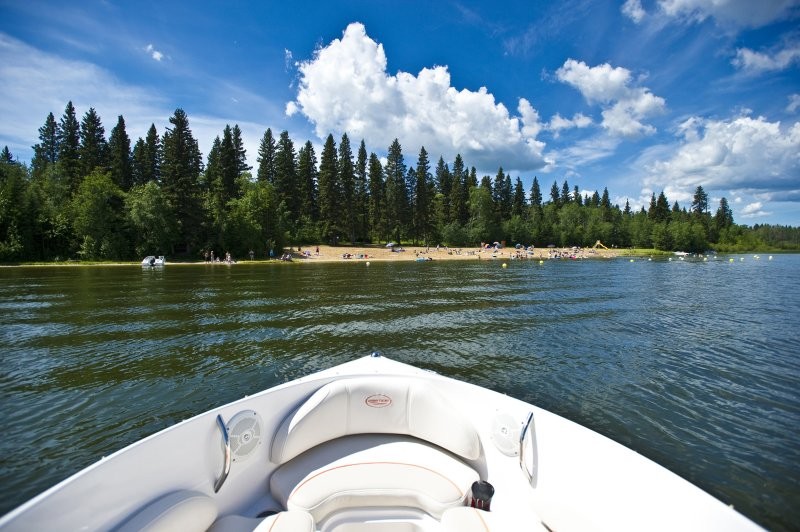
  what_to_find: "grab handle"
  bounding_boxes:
[214,414,231,493]
[519,411,534,483]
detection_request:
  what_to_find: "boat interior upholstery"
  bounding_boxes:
[268,376,486,528]
[115,376,495,531]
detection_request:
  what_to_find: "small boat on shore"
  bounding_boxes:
[0,354,761,531]
[141,255,165,267]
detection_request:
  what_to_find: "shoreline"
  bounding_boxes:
[4,245,632,267]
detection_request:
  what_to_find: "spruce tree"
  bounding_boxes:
[219,125,240,202]
[32,112,60,180]
[413,146,432,245]
[384,139,408,243]
[338,133,356,243]
[691,185,708,217]
[355,140,369,242]
[131,124,161,187]
[529,176,542,209]
[449,154,467,225]
[714,197,734,229]
[435,157,452,223]
[297,141,318,221]
[256,128,276,183]
[274,130,298,218]
[512,177,527,218]
[161,108,203,252]
[58,101,81,194]
[107,115,132,191]
[550,181,560,206]
[367,152,385,241]
[79,107,108,177]
[317,134,339,242]
[232,124,250,175]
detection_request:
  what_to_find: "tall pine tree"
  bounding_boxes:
[161,109,203,253]
[107,115,132,191]
[58,101,81,195]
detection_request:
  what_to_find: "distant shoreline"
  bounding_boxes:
[2,245,677,267]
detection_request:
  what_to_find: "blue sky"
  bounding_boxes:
[1,0,799,224]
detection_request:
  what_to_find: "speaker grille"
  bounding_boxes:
[227,410,262,462]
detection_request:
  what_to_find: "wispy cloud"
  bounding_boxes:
[622,0,646,23]
[732,41,800,74]
[656,0,799,30]
[788,93,800,113]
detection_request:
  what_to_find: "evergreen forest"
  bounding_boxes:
[1,103,798,262]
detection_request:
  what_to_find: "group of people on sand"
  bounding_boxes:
[203,250,235,264]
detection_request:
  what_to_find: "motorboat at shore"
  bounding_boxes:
[141,255,165,267]
[0,354,761,531]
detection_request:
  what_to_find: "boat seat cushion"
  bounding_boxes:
[208,510,314,532]
[440,506,549,531]
[270,434,480,522]
[440,507,493,531]
[270,377,481,464]
[114,490,217,532]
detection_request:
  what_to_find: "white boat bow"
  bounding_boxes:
[0,354,761,531]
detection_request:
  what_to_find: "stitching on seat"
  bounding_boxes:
[267,512,281,532]
[289,461,466,499]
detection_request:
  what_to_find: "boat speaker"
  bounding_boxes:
[226,410,262,462]
[491,411,521,457]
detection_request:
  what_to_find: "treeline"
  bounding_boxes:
[0,103,796,261]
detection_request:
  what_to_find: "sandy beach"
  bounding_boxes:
[281,244,619,263]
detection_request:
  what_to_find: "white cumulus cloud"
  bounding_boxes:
[643,114,800,197]
[556,59,665,137]
[740,201,770,218]
[286,22,550,172]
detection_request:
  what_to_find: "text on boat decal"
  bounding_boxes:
[365,394,392,408]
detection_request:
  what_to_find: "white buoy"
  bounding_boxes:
[366,261,370,266]
[729,258,734,262]
[502,263,508,269]
[769,256,773,260]
[538,260,544,264]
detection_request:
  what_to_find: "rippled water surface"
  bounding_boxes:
[1,255,799,529]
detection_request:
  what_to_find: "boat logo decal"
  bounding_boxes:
[365,394,392,408]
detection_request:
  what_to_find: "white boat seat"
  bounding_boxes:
[114,490,217,532]
[270,434,479,522]
[270,376,481,464]
[440,507,493,531]
[208,510,314,532]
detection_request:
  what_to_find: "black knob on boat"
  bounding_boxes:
[470,480,494,511]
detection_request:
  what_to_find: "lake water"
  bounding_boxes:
[1,255,798,529]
